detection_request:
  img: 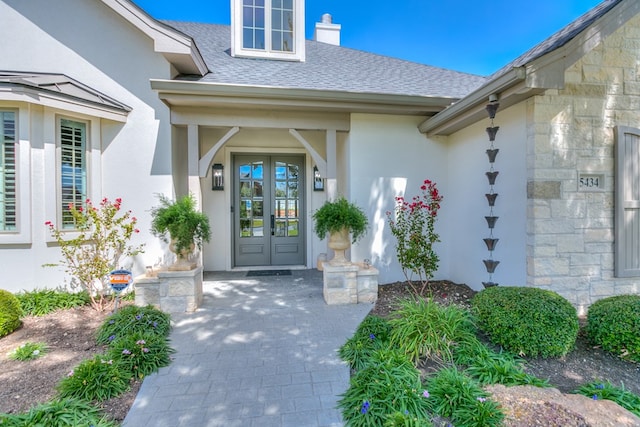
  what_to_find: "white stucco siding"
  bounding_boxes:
[0,0,176,291]
[446,103,528,290]
[346,114,449,284]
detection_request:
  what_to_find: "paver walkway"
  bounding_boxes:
[122,269,372,427]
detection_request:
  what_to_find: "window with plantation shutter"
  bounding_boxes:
[615,126,640,277]
[0,111,17,231]
[59,119,87,229]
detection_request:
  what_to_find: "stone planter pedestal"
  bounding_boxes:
[323,262,378,305]
[134,266,203,313]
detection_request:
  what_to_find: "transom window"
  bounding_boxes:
[0,111,17,232]
[232,0,305,61]
[59,118,87,229]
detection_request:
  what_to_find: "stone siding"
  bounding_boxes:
[527,14,640,313]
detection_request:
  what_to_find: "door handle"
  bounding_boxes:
[270,215,275,236]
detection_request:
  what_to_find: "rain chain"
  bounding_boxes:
[483,99,500,288]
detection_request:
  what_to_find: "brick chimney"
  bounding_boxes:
[314,13,341,46]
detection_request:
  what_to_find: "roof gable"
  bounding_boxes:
[101,0,208,76]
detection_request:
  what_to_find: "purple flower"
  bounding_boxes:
[360,401,370,414]
[596,384,605,389]
[152,321,158,328]
[109,320,115,325]
[135,314,143,320]
[369,334,375,340]
[477,397,487,403]
[67,370,74,377]
[142,347,150,353]
[108,335,116,341]
[122,349,131,355]
[422,390,430,398]
[136,340,146,345]
[593,395,598,400]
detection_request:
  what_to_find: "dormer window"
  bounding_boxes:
[231,0,305,62]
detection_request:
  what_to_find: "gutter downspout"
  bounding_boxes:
[418,67,526,135]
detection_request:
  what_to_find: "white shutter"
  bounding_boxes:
[615,126,640,277]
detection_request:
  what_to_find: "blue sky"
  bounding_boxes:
[133,0,603,76]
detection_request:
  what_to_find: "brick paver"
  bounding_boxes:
[122,270,372,427]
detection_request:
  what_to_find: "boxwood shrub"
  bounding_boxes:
[586,295,640,362]
[0,289,23,338]
[472,286,578,358]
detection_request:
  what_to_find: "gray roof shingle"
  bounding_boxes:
[163,21,486,99]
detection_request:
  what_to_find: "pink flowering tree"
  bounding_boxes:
[387,180,443,293]
[45,198,144,311]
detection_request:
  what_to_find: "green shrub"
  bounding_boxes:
[388,298,476,364]
[15,289,90,316]
[0,398,118,427]
[57,355,132,401]
[574,381,640,418]
[0,289,23,338]
[425,366,503,426]
[96,304,171,344]
[586,295,640,362]
[337,348,431,426]
[8,342,48,361]
[339,315,391,371]
[107,332,174,379]
[472,286,578,358]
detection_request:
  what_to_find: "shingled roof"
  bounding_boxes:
[163,21,486,100]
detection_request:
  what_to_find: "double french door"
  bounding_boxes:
[233,155,305,266]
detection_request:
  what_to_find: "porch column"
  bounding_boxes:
[326,129,337,200]
[187,124,202,210]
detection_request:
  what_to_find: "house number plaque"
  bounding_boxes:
[578,173,604,191]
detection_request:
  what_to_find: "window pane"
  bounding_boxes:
[60,119,87,229]
[288,219,299,236]
[243,6,254,26]
[252,218,264,237]
[0,111,17,231]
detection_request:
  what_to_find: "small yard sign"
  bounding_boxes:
[109,269,132,293]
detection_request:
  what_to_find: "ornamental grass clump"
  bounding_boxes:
[96,304,171,345]
[107,332,174,379]
[57,355,132,402]
[15,289,90,316]
[388,297,476,365]
[472,286,579,358]
[0,289,23,338]
[338,348,431,426]
[425,366,503,426]
[0,397,118,427]
[8,342,48,361]
[339,315,391,371]
[574,381,640,418]
[387,179,443,292]
[586,294,640,362]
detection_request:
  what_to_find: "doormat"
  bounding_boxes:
[246,270,292,277]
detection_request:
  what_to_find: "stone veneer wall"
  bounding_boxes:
[527,14,640,313]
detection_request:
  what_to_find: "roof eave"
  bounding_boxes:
[150,79,458,115]
[418,67,530,135]
[101,0,208,76]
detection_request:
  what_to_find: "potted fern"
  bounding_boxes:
[150,194,211,270]
[313,197,368,266]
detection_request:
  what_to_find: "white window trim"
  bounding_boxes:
[44,111,101,242]
[231,0,306,62]
[0,107,31,244]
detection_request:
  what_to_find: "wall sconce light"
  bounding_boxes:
[313,166,324,191]
[212,163,224,191]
